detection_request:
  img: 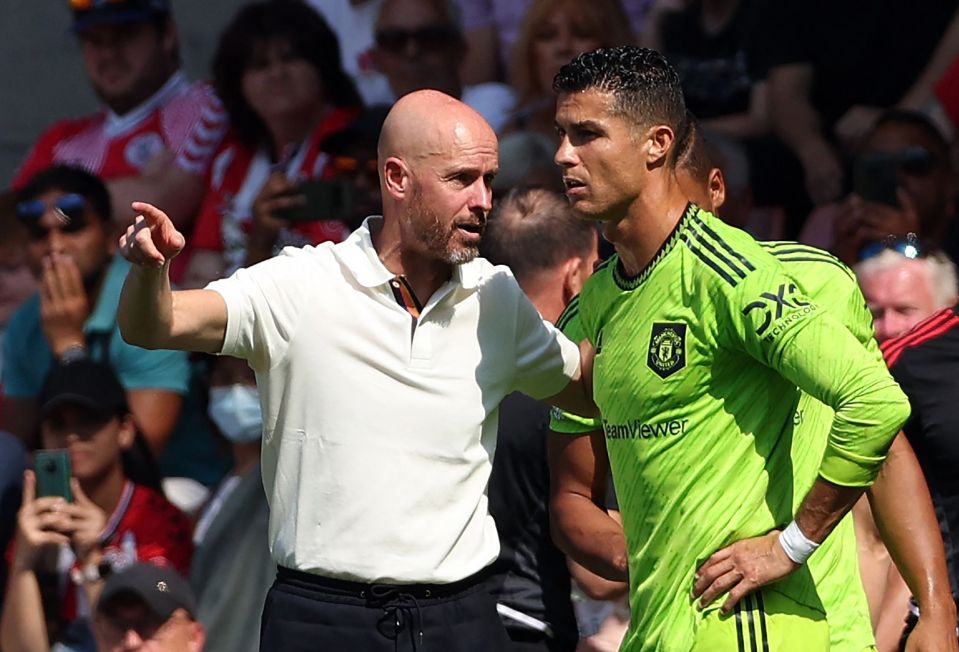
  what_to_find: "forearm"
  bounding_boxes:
[768,65,829,156]
[568,557,629,601]
[1,567,50,652]
[794,476,865,543]
[550,493,629,582]
[867,434,955,619]
[117,263,175,349]
[702,112,767,140]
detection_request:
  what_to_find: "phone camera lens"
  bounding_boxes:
[44,461,56,473]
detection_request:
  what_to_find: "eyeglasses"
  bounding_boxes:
[858,232,924,261]
[374,26,460,54]
[15,194,90,241]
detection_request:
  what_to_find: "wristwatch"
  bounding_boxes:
[70,559,112,585]
[58,344,88,365]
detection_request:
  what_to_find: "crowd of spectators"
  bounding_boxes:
[2,0,959,650]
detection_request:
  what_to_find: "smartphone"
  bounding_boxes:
[280,178,353,223]
[34,450,73,502]
[853,155,900,207]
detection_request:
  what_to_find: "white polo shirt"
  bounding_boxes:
[207,217,580,584]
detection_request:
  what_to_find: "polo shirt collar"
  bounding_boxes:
[84,256,129,334]
[336,216,484,291]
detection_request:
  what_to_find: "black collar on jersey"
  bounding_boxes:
[613,203,696,291]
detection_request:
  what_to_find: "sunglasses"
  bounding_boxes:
[15,193,90,241]
[374,26,460,54]
[329,156,379,182]
[858,232,924,261]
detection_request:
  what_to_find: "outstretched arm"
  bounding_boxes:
[117,202,227,354]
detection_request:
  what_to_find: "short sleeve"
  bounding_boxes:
[509,276,580,399]
[206,248,310,372]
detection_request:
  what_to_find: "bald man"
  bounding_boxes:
[114,90,592,650]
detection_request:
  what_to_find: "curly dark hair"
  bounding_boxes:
[213,0,362,151]
[553,46,687,138]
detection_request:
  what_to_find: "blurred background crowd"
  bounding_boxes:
[1,0,959,650]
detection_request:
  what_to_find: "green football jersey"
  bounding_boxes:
[762,242,877,651]
[558,205,909,651]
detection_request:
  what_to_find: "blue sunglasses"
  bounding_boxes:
[15,193,89,240]
[858,232,923,262]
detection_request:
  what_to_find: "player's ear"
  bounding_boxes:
[709,168,726,210]
[646,125,675,167]
[562,256,589,302]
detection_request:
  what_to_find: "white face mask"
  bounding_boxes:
[208,385,262,443]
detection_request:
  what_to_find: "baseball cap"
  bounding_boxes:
[98,562,196,619]
[69,0,171,33]
[38,359,129,420]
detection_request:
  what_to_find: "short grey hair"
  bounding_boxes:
[855,249,959,309]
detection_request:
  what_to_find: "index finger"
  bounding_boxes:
[698,544,733,575]
[22,470,35,505]
[130,201,170,228]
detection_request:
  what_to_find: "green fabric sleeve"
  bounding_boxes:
[718,270,910,486]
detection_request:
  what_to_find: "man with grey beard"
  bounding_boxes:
[114,89,595,651]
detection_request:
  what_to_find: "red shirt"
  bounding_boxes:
[12,73,218,188]
[37,482,192,623]
[191,107,358,275]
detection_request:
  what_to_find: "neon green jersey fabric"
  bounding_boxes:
[555,206,908,651]
[761,241,877,652]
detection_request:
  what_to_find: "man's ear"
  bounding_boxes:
[709,168,727,211]
[646,125,675,167]
[562,256,588,304]
[382,157,410,200]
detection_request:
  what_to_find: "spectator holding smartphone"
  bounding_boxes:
[183,1,361,290]
[800,110,958,265]
[0,360,191,652]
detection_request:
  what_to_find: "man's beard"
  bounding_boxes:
[407,188,482,265]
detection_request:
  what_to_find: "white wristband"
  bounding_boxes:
[777,521,820,564]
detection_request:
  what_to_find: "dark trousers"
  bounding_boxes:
[260,566,514,651]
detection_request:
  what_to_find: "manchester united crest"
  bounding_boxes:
[647,323,686,379]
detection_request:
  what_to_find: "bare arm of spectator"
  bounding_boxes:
[548,429,629,582]
[768,63,844,204]
[107,154,206,231]
[867,433,958,652]
[127,390,183,456]
[702,82,771,140]
[0,472,69,652]
[900,9,959,111]
[117,202,227,354]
